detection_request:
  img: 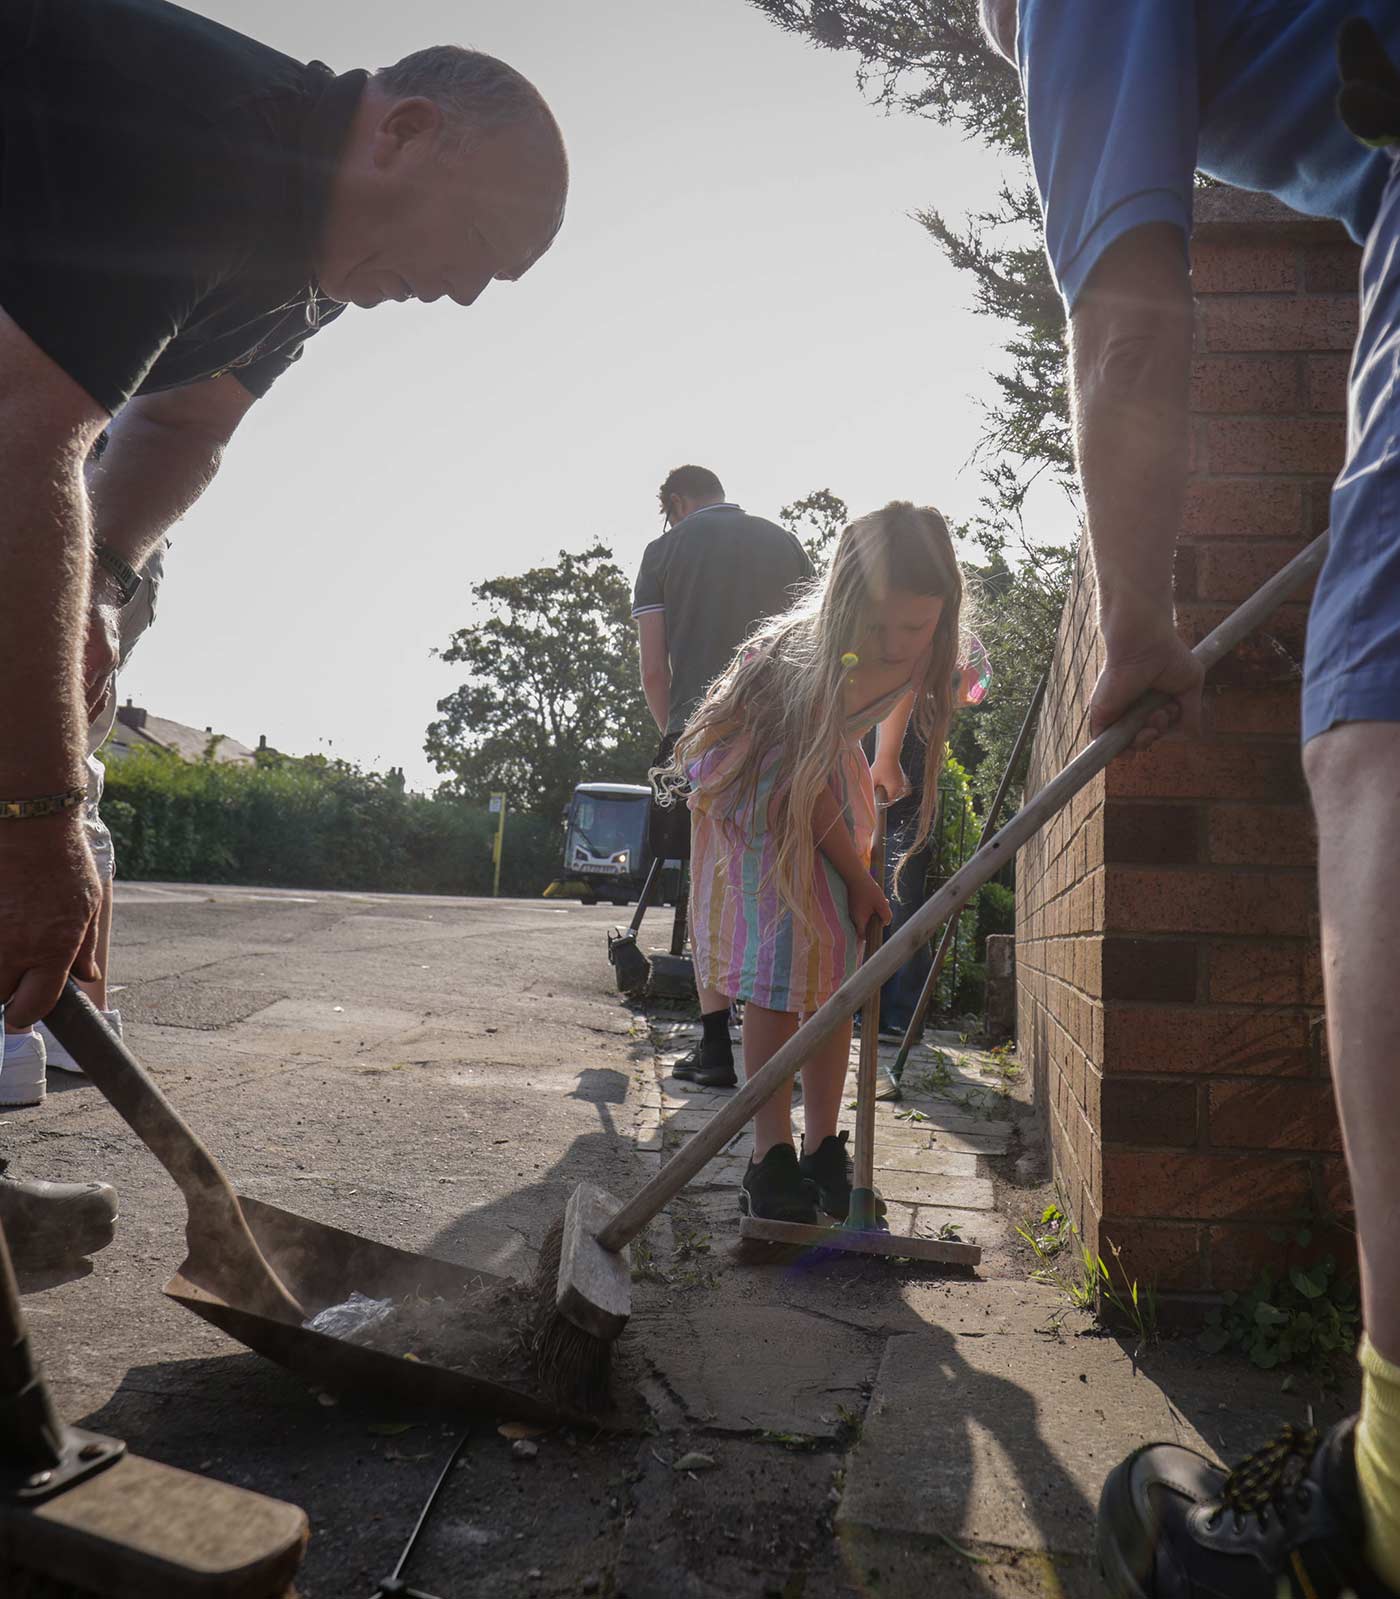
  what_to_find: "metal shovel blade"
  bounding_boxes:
[163,1196,577,1425]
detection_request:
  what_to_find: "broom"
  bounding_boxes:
[529,532,1329,1406]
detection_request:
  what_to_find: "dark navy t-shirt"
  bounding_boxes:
[1018,0,1396,308]
[0,0,357,413]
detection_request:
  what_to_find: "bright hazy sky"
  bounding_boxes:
[120,0,1070,789]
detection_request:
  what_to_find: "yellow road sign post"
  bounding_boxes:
[489,793,507,897]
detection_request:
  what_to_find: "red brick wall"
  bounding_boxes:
[1016,190,1357,1297]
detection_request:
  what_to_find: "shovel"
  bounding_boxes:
[43,985,578,1426]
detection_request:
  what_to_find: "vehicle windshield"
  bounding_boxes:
[570,795,644,858]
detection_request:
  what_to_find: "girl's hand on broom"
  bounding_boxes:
[846,868,891,935]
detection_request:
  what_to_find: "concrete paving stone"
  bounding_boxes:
[873,1172,997,1211]
[839,1321,1180,1557]
[880,1201,1004,1250]
[664,1106,719,1133]
[654,1301,876,1435]
[874,1146,981,1178]
[116,978,289,1030]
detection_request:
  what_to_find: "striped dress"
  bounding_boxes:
[686,682,909,1014]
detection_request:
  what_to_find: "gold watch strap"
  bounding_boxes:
[0,788,87,821]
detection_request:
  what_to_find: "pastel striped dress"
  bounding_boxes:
[686,682,909,1014]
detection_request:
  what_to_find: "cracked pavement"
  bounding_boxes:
[2,883,1356,1597]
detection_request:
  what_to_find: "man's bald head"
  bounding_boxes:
[318,45,568,309]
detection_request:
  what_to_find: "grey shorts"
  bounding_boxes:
[83,753,114,883]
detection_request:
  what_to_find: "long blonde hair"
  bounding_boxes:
[662,501,964,925]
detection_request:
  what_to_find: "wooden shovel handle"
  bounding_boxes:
[44,983,303,1321]
[595,531,1329,1255]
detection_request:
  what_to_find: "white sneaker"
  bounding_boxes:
[36,1010,122,1075]
[1,1031,46,1106]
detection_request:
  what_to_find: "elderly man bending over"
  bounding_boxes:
[0,0,568,1265]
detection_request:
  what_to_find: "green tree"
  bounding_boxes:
[751,0,1074,807]
[780,487,850,568]
[426,543,656,819]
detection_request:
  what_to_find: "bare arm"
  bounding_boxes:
[1069,223,1203,746]
[83,374,256,702]
[87,374,255,570]
[812,784,891,930]
[636,611,671,736]
[870,690,914,799]
[0,311,110,1020]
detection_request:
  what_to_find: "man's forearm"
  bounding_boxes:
[1068,226,1195,641]
[0,442,92,792]
[642,670,670,735]
[1073,327,1192,637]
[86,404,228,570]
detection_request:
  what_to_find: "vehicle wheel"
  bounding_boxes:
[581,894,598,906]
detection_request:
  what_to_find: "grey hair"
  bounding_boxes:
[375,46,560,153]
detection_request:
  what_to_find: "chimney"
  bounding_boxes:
[258,734,268,751]
[116,702,147,732]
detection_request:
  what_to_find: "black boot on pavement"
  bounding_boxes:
[738,1143,818,1224]
[1097,1418,1398,1599]
[671,1008,737,1088]
[0,1159,118,1268]
[799,1131,853,1220]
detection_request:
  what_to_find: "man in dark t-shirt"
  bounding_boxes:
[0,0,568,1263]
[632,464,813,1086]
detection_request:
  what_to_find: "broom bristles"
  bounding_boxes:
[528,1214,614,1411]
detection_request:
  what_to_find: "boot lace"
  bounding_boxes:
[1209,1424,1319,1534]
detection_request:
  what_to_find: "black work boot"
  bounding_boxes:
[799,1131,853,1220]
[0,1159,118,1268]
[1097,1417,1398,1599]
[669,1014,737,1089]
[738,1143,818,1224]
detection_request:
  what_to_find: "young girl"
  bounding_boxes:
[664,501,971,1223]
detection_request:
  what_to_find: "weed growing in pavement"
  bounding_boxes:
[935,1221,963,1242]
[1197,1231,1360,1377]
[1017,1200,1158,1354]
[630,1233,671,1285]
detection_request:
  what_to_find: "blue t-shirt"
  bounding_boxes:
[1019,0,1396,309]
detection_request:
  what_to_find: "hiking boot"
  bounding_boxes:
[0,1159,118,1267]
[1,1030,46,1107]
[800,1131,853,1220]
[669,1043,737,1089]
[1097,1417,1398,1599]
[738,1143,818,1225]
[38,1009,123,1075]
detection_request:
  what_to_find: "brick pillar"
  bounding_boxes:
[1017,190,1359,1299]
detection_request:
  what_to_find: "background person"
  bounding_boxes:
[633,464,812,1087]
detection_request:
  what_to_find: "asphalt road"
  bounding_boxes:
[6,881,1353,1599]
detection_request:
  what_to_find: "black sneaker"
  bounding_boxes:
[1097,1417,1397,1599]
[799,1132,853,1220]
[739,1143,819,1224]
[669,1043,737,1088]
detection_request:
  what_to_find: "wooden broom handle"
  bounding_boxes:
[853,791,889,1192]
[595,531,1329,1254]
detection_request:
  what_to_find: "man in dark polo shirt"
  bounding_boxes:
[633,464,812,1086]
[0,0,568,1263]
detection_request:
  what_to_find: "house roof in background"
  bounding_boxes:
[106,703,257,766]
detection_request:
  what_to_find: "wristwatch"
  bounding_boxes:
[94,543,141,607]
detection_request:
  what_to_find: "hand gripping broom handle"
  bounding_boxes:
[595,532,1329,1255]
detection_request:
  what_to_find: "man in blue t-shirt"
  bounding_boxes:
[982,4,1400,1595]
